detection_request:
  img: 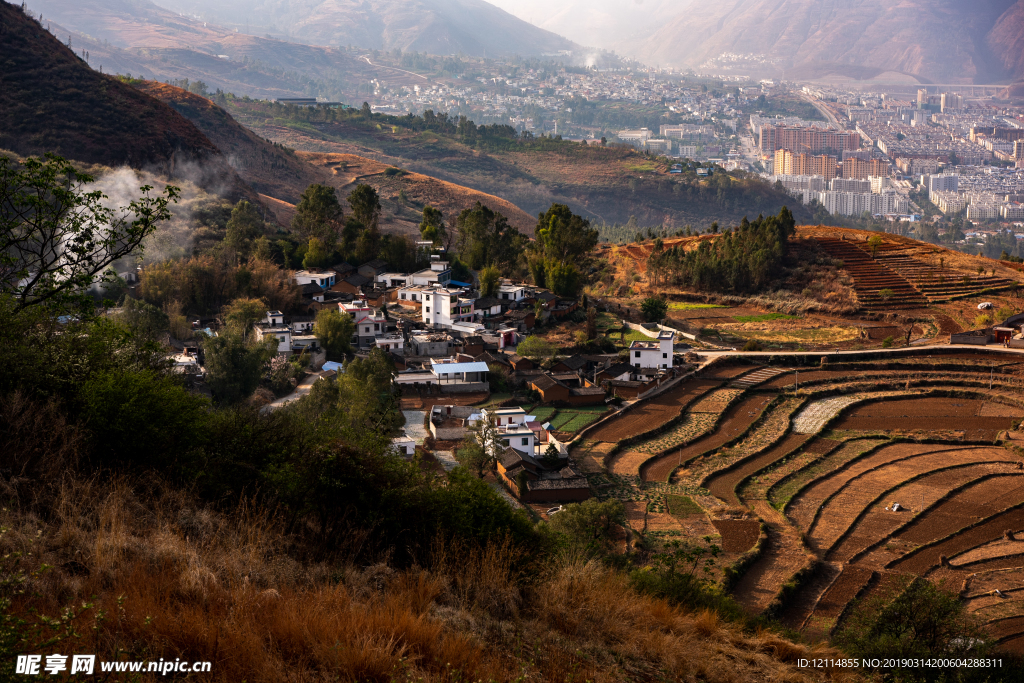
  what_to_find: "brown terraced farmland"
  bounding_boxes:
[585,378,719,442]
[640,393,775,482]
[577,346,1024,650]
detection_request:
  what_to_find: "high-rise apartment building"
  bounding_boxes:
[842,158,890,180]
[759,126,861,154]
[1015,140,1024,161]
[774,149,837,180]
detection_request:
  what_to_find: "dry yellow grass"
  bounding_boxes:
[0,471,865,683]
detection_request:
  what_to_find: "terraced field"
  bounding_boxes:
[576,346,1024,650]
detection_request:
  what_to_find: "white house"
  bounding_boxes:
[340,300,387,348]
[374,333,404,352]
[481,407,535,455]
[264,310,285,325]
[497,283,528,303]
[397,284,430,305]
[294,269,336,289]
[422,288,475,328]
[255,324,292,354]
[376,272,409,288]
[629,331,674,369]
[411,261,452,287]
[392,434,416,456]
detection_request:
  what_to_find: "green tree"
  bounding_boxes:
[202,330,276,405]
[302,236,331,270]
[79,368,209,468]
[419,205,448,249]
[479,265,500,297]
[867,234,883,258]
[348,184,382,231]
[515,335,557,361]
[547,498,626,551]
[640,296,668,322]
[1,153,176,313]
[223,297,267,341]
[455,433,492,478]
[225,200,264,256]
[545,260,583,296]
[313,308,355,359]
[110,297,168,343]
[455,202,526,275]
[534,203,599,264]
[585,306,598,339]
[291,184,343,247]
[835,579,989,670]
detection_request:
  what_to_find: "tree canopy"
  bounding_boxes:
[647,207,796,293]
[291,184,343,247]
[455,202,526,275]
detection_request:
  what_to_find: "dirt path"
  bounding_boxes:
[705,432,811,506]
[730,500,809,615]
[641,394,775,482]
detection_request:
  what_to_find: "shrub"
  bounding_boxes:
[640,296,668,322]
[881,336,894,348]
[742,339,763,352]
[878,288,894,300]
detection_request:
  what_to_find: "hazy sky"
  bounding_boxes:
[485,0,685,49]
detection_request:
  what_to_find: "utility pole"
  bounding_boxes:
[795,370,799,394]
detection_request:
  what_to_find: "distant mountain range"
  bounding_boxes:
[141,0,577,57]
[494,0,1024,84]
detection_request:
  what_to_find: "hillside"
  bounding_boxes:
[133,81,325,203]
[25,0,432,99]
[620,0,1024,85]
[148,0,578,57]
[127,82,537,235]
[225,101,811,230]
[0,1,252,199]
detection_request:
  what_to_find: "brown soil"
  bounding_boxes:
[730,501,809,615]
[787,444,975,533]
[831,397,1023,440]
[889,479,1024,574]
[705,433,812,506]
[711,519,761,553]
[642,394,776,482]
[809,566,875,622]
[777,563,842,632]
[829,461,1018,563]
[705,364,755,379]
[586,378,720,443]
[398,392,490,410]
[809,451,1015,556]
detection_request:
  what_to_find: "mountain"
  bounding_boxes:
[24,0,433,99]
[0,1,252,199]
[144,0,577,57]
[617,0,1024,85]
[134,81,325,203]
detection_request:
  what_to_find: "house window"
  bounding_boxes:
[634,363,640,368]
[503,439,510,446]
[400,294,406,300]
[634,351,641,358]
[426,307,430,313]
[521,437,529,446]
[364,327,370,333]
[663,353,668,358]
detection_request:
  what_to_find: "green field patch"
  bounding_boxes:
[733,313,800,323]
[550,409,608,432]
[666,494,704,517]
